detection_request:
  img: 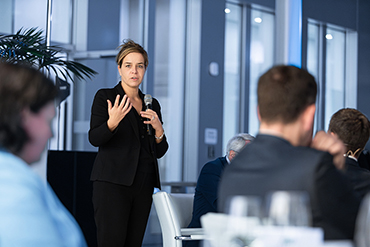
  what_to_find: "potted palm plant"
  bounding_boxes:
[0,27,97,100]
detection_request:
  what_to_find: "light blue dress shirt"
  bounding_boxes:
[0,150,87,247]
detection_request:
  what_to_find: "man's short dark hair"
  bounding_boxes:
[328,108,370,156]
[257,65,317,124]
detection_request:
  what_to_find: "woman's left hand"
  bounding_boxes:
[140,109,164,140]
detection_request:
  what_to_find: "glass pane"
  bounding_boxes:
[325,28,345,130]
[154,0,186,182]
[248,9,275,136]
[11,0,71,44]
[307,23,319,80]
[120,0,144,43]
[51,0,72,44]
[0,0,13,33]
[87,0,121,51]
[14,0,47,33]
[306,22,319,133]
[223,3,242,153]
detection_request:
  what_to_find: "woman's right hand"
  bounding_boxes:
[107,94,132,132]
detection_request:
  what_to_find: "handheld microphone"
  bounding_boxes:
[144,94,153,135]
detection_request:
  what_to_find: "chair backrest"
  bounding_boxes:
[355,192,370,247]
[153,191,195,247]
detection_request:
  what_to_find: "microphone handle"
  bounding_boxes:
[146,104,153,135]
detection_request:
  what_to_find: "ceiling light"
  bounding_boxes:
[326,34,333,40]
[254,17,262,23]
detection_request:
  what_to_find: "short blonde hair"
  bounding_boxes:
[116,39,149,68]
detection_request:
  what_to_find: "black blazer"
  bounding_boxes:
[88,83,168,188]
[344,157,370,199]
[219,134,360,240]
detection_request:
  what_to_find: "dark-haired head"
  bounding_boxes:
[258,65,317,124]
[0,62,58,154]
[328,108,370,158]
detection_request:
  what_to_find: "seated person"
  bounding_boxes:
[328,108,370,199]
[358,149,370,171]
[0,62,87,246]
[184,133,254,247]
[219,65,360,240]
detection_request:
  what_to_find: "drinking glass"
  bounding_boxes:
[265,191,311,227]
[224,195,262,247]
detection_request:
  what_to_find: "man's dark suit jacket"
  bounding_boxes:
[88,83,168,188]
[219,134,360,240]
[358,149,370,171]
[184,156,228,247]
[344,157,370,199]
[189,156,228,228]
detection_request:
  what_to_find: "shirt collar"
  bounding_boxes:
[225,155,230,164]
[346,154,358,162]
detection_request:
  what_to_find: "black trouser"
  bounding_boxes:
[92,172,155,247]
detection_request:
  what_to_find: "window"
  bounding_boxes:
[306,21,357,131]
[0,0,73,44]
[223,3,242,152]
[0,0,13,33]
[154,0,186,182]
[50,0,73,44]
[325,28,346,128]
[248,8,275,136]
[223,3,275,151]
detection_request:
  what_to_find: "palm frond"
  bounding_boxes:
[0,27,97,83]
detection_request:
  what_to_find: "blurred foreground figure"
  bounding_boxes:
[219,65,360,240]
[0,62,87,247]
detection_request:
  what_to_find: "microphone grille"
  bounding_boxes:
[144,94,152,105]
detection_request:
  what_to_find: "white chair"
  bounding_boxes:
[355,192,370,247]
[153,191,205,247]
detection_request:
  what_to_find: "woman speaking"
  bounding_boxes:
[89,40,168,247]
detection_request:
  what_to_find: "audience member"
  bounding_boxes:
[218,65,360,240]
[0,62,87,246]
[358,149,370,171]
[328,108,370,199]
[184,133,254,247]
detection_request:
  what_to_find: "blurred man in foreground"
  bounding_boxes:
[219,65,360,240]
